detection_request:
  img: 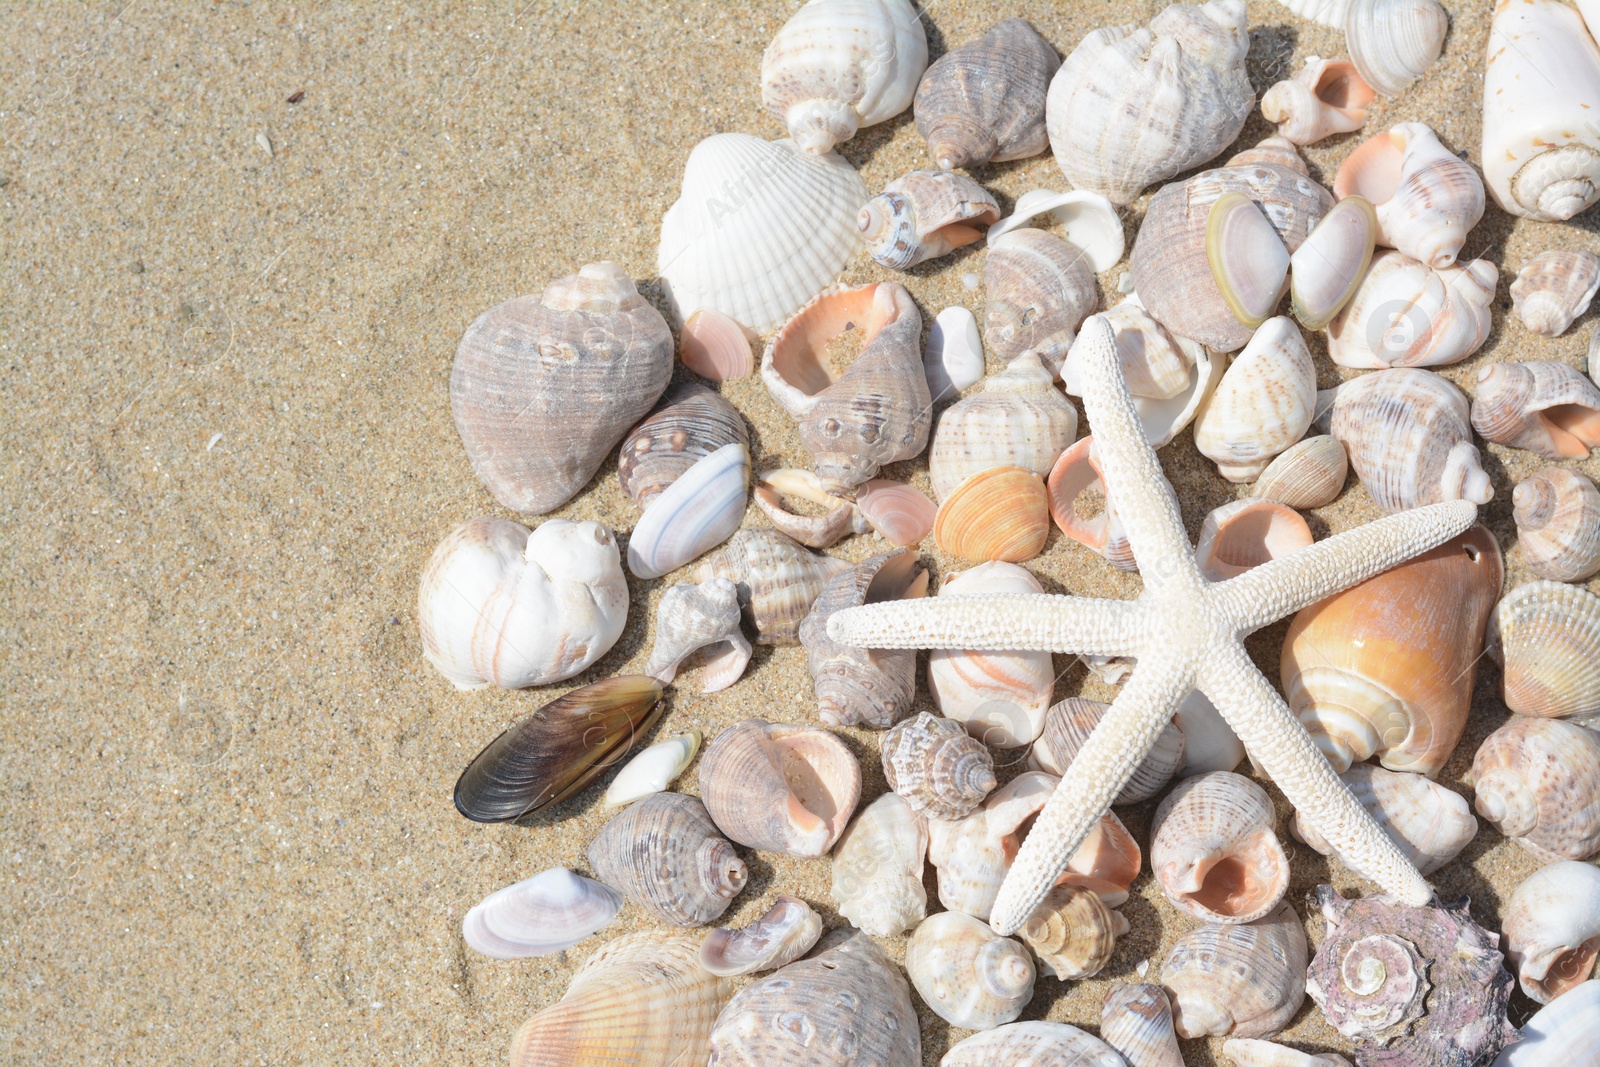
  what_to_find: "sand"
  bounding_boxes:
[2,1,1596,1064]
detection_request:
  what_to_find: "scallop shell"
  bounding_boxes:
[658,133,868,333]
[926,562,1056,748]
[1327,251,1497,369]
[753,469,868,550]
[698,718,861,858]
[1491,979,1600,1067]
[1261,56,1374,146]
[1315,367,1493,512]
[587,792,748,927]
[627,443,751,579]
[799,550,926,728]
[1470,716,1600,862]
[603,729,703,808]
[1045,0,1255,206]
[1344,0,1447,96]
[1491,580,1600,720]
[1194,317,1317,482]
[707,929,919,1067]
[691,528,850,645]
[859,169,1000,270]
[644,578,752,693]
[1504,861,1600,1004]
[760,0,927,155]
[929,352,1079,500]
[618,382,749,509]
[510,930,734,1067]
[1251,434,1348,510]
[1290,195,1378,331]
[1019,883,1128,981]
[1101,984,1183,1067]
[924,305,985,401]
[984,229,1099,376]
[1029,696,1184,805]
[1282,525,1502,775]
[1514,467,1600,583]
[1207,193,1291,329]
[700,895,823,978]
[1291,763,1476,876]
[855,479,937,546]
[1047,435,1136,570]
[1161,901,1309,1039]
[1335,123,1482,269]
[1195,498,1314,581]
[1512,250,1600,337]
[830,792,929,937]
[914,19,1060,171]
[1150,771,1290,924]
[463,868,622,960]
[679,307,754,382]
[942,1022,1129,1067]
[453,676,665,823]
[882,711,998,822]
[1223,1039,1352,1067]
[761,282,930,494]
[986,189,1126,273]
[932,466,1052,564]
[906,911,1035,1031]
[1473,360,1600,460]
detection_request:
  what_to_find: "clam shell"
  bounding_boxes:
[1491,580,1600,720]
[1151,771,1290,924]
[830,792,929,937]
[1224,1039,1352,1067]
[1514,467,1600,583]
[855,479,937,546]
[986,189,1126,273]
[942,1022,1128,1067]
[1045,0,1254,206]
[1327,250,1497,369]
[1491,979,1600,1067]
[799,550,926,728]
[924,305,984,401]
[602,729,702,808]
[1207,193,1291,329]
[984,228,1099,375]
[1029,696,1184,805]
[1290,195,1377,330]
[1251,434,1348,510]
[453,676,665,823]
[906,910,1035,1031]
[1504,861,1600,1004]
[914,19,1059,170]
[882,711,997,822]
[691,528,850,645]
[700,895,823,978]
[1335,123,1482,268]
[418,517,629,690]
[1019,883,1128,981]
[462,868,622,960]
[1290,763,1477,876]
[618,382,749,509]
[1470,715,1600,862]
[657,134,868,333]
[1194,498,1313,581]
[753,469,868,550]
[1194,317,1317,482]
[1161,901,1309,1039]
[1473,360,1600,460]
[679,307,754,382]
[1512,250,1600,337]
[859,169,999,270]
[451,262,673,514]
[698,718,861,858]
[587,792,747,927]
[929,352,1079,501]
[627,442,750,579]
[644,578,752,693]
[932,466,1051,564]
[1047,435,1136,570]
[1101,984,1184,1067]
[1261,57,1374,147]
[1344,0,1447,96]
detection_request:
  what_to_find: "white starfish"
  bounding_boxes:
[828,316,1478,936]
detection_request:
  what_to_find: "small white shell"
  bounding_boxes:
[1151,772,1290,924]
[1327,251,1497,369]
[627,443,750,579]
[1207,192,1291,329]
[924,305,985,402]
[462,868,622,959]
[1344,0,1447,97]
[1504,861,1600,1004]
[700,895,824,978]
[830,792,929,937]
[1490,979,1600,1067]
[1513,250,1600,337]
[1290,763,1477,875]
[1194,317,1317,482]
[1224,1039,1353,1067]
[1334,123,1483,269]
[906,911,1035,1031]
[1289,196,1378,331]
[602,730,703,809]
[985,188,1126,272]
[1261,57,1374,146]
[643,578,752,693]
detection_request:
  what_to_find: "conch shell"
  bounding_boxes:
[829,792,928,937]
[859,169,999,271]
[1469,716,1600,863]
[1029,696,1184,805]
[1150,771,1290,924]
[1503,861,1600,1004]
[906,911,1035,1031]
[1334,123,1483,269]
[1019,883,1128,980]
[928,351,1079,500]
[984,228,1099,376]
[1512,250,1600,337]
[1101,984,1184,1067]
[691,528,850,645]
[587,792,747,927]
[881,711,997,822]
[799,550,926,728]
[1513,467,1600,583]
[1193,317,1317,482]
[1290,763,1477,876]
[943,1023,1129,1067]
[1471,360,1600,460]
[697,718,861,858]
[1261,56,1374,146]
[913,19,1059,170]
[644,579,752,693]
[1490,580,1600,721]
[1326,251,1497,369]
[1160,901,1309,1039]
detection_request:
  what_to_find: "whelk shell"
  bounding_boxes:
[924,304,984,402]
[700,895,823,978]
[1472,360,1600,460]
[691,528,850,645]
[1290,763,1477,876]
[1047,436,1136,570]
[1491,979,1600,1067]
[932,465,1051,564]
[1194,498,1313,582]
[1469,715,1600,862]
[1193,316,1317,482]
[882,711,997,822]
[914,19,1059,171]
[855,479,937,547]
[1161,901,1309,1039]
[1512,250,1600,337]
[1504,861,1600,1004]
[587,792,747,927]
[1029,696,1184,805]
[679,307,754,382]
[753,469,867,550]
[906,910,1035,1031]
[1207,193,1291,329]
[462,868,622,960]
[859,169,999,271]
[617,381,749,509]
[830,792,928,937]
[1513,467,1600,583]
[985,188,1126,273]
[929,351,1078,501]
[1491,580,1600,720]
[1334,123,1482,269]
[983,228,1099,376]
[942,1022,1128,1067]
[1224,1039,1352,1067]
[627,442,751,579]
[1101,983,1184,1067]
[1344,0,1448,97]
[1289,195,1378,331]
[644,578,752,693]
[1019,882,1128,981]
[602,729,702,808]
[1150,771,1290,924]
[1251,434,1348,510]
[1326,250,1497,369]
[697,718,860,858]
[799,550,926,728]
[1261,56,1374,146]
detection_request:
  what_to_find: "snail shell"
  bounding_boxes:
[618,382,749,509]
[1100,983,1184,1067]
[1504,861,1600,1004]
[983,228,1099,376]
[603,729,702,809]
[644,579,752,693]
[1161,900,1309,1039]
[754,469,869,550]
[700,895,823,978]
[858,169,999,271]
[1334,123,1482,269]
[1344,0,1447,96]
[1063,300,1195,404]
[698,718,861,858]
[1290,762,1477,876]
[1491,580,1600,720]
[942,1022,1128,1067]
[1250,434,1348,510]
[1470,716,1600,862]
[1491,979,1600,1067]
[800,550,926,729]
[1514,467,1600,583]
[905,910,1035,1031]
[462,868,621,960]
[929,351,1079,501]
[587,792,747,927]
[1512,250,1600,337]
[1261,56,1374,146]
[1150,771,1290,924]
[881,711,997,822]
[691,528,850,645]
[1019,883,1128,981]
[914,19,1059,171]
[1326,250,1497,369]
[829,792,928,937]
[1193,317,1317,482]
[1028,696,1184,805]
[1194,498,1313,581]
[1223,1039,1352,1067]
[1047,435,1137,570]
[1472,360,1600,460]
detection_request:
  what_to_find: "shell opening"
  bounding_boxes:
[1315,61,1375,112]
[1182,837,1288,920]
[1539,403,1600,458]
[1534,939,1600,1002]
[1335,131,1403,206]
[769,284,899,398]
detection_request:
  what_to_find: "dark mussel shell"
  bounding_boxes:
[454,675,666,823]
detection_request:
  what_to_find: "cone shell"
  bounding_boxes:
[882,711,998,821]
[1101,984,1184,1067]
[984,229,1099,376]
[1492,580,1600,719]
[1282,526,1502,775]
[1328,251,1497,370]
[1504,861,1600,1004]
[1334,123,1482,269]
[1345,0,1447,96]
[618,382,749,509]
[855,479,937,547]
[1514,467,1600,583]
[1491,980,1600,1067]
[700,896,823,979]
[698,718,861,858]
[1161,901,1309,1039]
[1029,696,1184,805]
[799,550,926,728]
[1470,716,1600,862]
[1224,1039,1352,1067]
[707,929,920,1067]
[627,443,751,580]
[929,352,1079,500]
[906,911,1035,1031]
[914,19,1060,171]
[679,308,754,382]
[754,469,868,550]
[1019,883,1128,980]
[1473,361,1600,460]
[510,930,734,1067]
[1251,435,1348,510]
[1195,498,1314,581]
[761,282,930,494]
[644,579,751,693]
[933,466,1051,564]
[587,793,747,927]
[859,169,999,270]
[942,1022,1129,1067]
[1194,317,1317,482]
[603,730,703,809]
[1150,772,1290,924]
[1513,250,1600,337]
[830,792,929,937]
[691,528,850,645]
[1290,196,1378,331]
[462,868,622,960]
[1207,193,1291,329]
[1290,763,1477,875]
[1045,0,1255,206]
[1047,435,1137,570]
[658,133,868,333]
[1261,57,1374,146]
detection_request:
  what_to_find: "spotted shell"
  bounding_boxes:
[691,528,850,645]
[1514,467,1600,582]
[1470,716,1600,862]
[618,382,749,509]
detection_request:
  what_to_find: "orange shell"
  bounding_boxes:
[933,466,1050,563]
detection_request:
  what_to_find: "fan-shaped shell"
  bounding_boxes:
[698,718,861,858]
[932,466,1051,564]
[1491,979,1600,1067]
[1151,772,1290,924]
[1251,434,1348,510]
[644,579,751,693]
[1334,123,1482,269]
[463,868,622,960]
[603,730,703,809]
[691,528,850,645]
[1029,696,1184,805]
[1261,56,1374,146]
[1345,0,1447,96]
[1512,250,1600,337]
[587,792,747,927]
[1019,883,1128,981]
[799,550,926,728]
[1161,901,1309,1039]
[914,19,1059,170]
[1290,763,1477,876]
[1194,317,1317,482]
[1470,716,1600,862]
[1504,861,1600,1004]
[627,443,751,579]
[1514,467,1600,582]
[984,229,1099,376]
[830,792,929,937]
[1473,361,1600,460]
[906,911,1035,1031]
[882,711,997,821]
[700,895,823,978]
[1101,984,1183,1067]
[855,479,937,547]
[1327,251,1497,369]
[618,382,749,509]
[942,1022,1129,1067]
[1491,580,1600,720]
[859,169,999,270]
[929,352,1079,500]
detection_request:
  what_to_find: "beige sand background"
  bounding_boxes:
[3,1,1597,1064]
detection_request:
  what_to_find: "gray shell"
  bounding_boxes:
[586,792,747,927]
[799,550,925,728]
[913,20,1060,171]
[692,529,850,645]
[881,711,997,821]
[618,382,749,509]
[698,718,862,858]
[984,229,1098,373]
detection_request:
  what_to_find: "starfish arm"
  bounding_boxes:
[824,593,1143,655]
[1199,644,1433,907]
[1072,315,1195,592]
[1215,499,1478,632]
[989,656,1194,935]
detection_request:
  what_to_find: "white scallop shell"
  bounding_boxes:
[985,188,1125,272]
[627,443,750,579]
[462,868,622,959]
[602,730,703,809]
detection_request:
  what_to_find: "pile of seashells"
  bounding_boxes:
[418,0,1600,1064]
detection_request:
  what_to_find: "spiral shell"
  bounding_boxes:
[1492,980,1600,1067]
[1472,360,1600,460]
[942,1023,1129,1067]
[1470,716,1600,862]
[983,229,1099,376]
[1504,861,1600,1004]
[800,550,925,728]
[914,19,1059,171]
[587,792,747,927]
[1334,123,1482,269]
[1100,984,1183,1067]
[699,718,860,858]
[618,382,749,509]
[929,352,1079,500]
[1150,772,1290,924]
[881,711,997,822]
[1161,901,1309,1039]
[1194,317,1317,482]
[1063,300,1194,403]
[859,169,999,271]
[1326,250,1497,369]
[700,895,823,978]
[645,579,751,693]
[830,792,928,937]
[906,911,1035,1031]
[1344,0,1447,97]
[1512,250,1600,337]
[1018,883,1128,981]
[1491,580,1600,720]
[463,868,622,960]
[1514,467,1600,583]
[1290,763,1477,876]
[1251,434,1348,510]
[1261,56,1374,146]
[1029,696,1184,805]
[691,528,850,645]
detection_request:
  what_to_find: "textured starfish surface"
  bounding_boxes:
[828,316,1479,936]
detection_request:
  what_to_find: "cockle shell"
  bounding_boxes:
[644,578,752,692]
[1282,525,1502,776]
[1207,193,1291,329]
[700,895,823,978]
[418,518,629,690]
[1224,1039,1353,1067]
[855,479,937,546]
[1029,696,1184,805]
[698,718,860,858]
[799,550,926,728]
[1492,980,1600,1067]
[924,305,985,401]
[1019,883,1129,980]
[926,562,1056,747]
[679,307,754,382]
[762,282,930,494]
[1504,861,1600,1003]
[1306,888,1515,1065]
[1045,0,1254,206]
[1194,317,1317,482]
[1316,367,1493,512]
[1047,436,1136,571]
[1150,771,1290,924]
[1290,195,1378,331]
[1512,250,1600,337]
[1251,434,1348,510]
[906,911,1035,1031]
[882,711,997,822]
[933,466,1051,564]
[1514,467,1600,582]
[830,792,929,937]
[1470,716,1600,862]
[985,189,1126,273]
[1491,580,1600,720]
[753,469,868,550]
[1261,57,1374,146]
[691,528,850,645]
[707,929,919,1067]
[1293,763,1476,878]
[658,133,868,333]
[451,262,674,515]
[603,729,702,808]
[463,868,622,960]
[1327,251,1497,369]
[1195,499,1313,581]
[587,792,747,927]
[914,19,1059,171]
[1335,123,1482,269]
[942,1022,1129,1067]
[929,352,1079,500]
[618,382,749,509]
[1473,361,1600,460]
[1483,0,1600,223]
[760,0,928,155]
[983,229,1099,376]
[859,169,999,271]
[510,930,734,1067]
[627,443,751,579]
[1101,984,1184,1067]
[1344,0,1447,96]
[1161,901,1309,1039]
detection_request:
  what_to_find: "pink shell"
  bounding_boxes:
[856,479,937,547]
[680,307,754,381]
